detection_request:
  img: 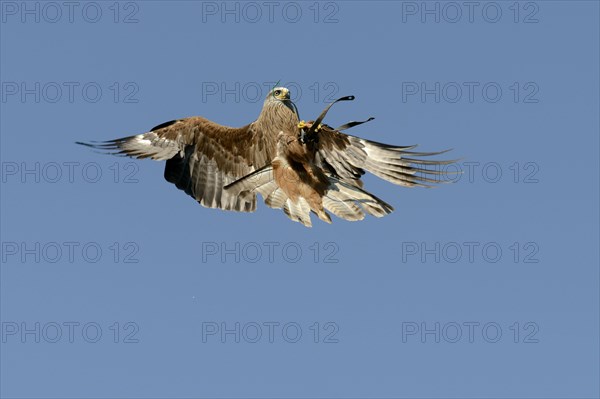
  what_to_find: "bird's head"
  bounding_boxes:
[263,86,299,118]
[267,87,291,102]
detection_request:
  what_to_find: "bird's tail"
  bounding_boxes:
[322,177,393,222]
[225,166,393,227]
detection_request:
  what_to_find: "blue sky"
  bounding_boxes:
[1,1,599,398]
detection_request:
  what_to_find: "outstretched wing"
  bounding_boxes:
[78,117,275,212]
[314,125,457,188]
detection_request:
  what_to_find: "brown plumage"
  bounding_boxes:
[78,87,457,227]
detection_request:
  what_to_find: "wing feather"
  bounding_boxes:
[78,117,276,212]
[315,127,458,187]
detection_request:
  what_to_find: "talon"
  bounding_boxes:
[297,120,307,129]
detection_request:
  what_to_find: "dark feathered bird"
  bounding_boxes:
[78,87,457,227]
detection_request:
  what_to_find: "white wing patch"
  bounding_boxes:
[118,133,180,161]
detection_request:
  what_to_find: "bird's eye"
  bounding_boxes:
[274,90,281,96]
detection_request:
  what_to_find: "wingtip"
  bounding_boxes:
[76,140,110,148]
[76,141,111,151]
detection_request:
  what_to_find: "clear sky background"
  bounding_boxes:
[1,1,598,398]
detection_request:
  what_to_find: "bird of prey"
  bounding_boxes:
[78,86,456,227]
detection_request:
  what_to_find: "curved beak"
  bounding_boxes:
[283,97,299,116]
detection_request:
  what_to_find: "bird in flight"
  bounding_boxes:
[78,87,456,227]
